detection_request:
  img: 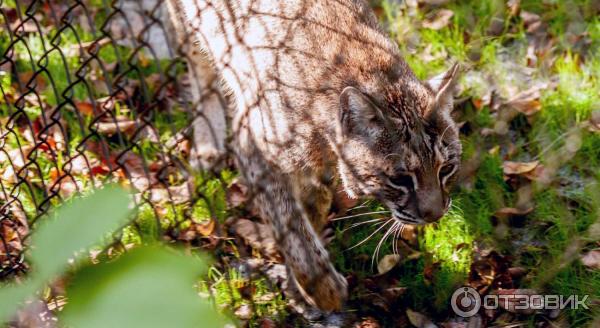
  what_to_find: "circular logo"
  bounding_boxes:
[451,287,481,317]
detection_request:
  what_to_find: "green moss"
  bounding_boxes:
[193,169,236,223]
[200,266,287,325]
[329,201,394,275]
[542,54,599,126]
[421,210,474,310]
[134,203,161,244]
[119,225,142,246]
[397,259,431,309]
[456,154,508,236]
[548,265,600,326]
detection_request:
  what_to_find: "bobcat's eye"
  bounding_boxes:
[439,164,455,178]
[388,174,413,190]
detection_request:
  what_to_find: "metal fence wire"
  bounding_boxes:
[1,0,205,275]
[1,0,317,323]
[1,0,274,291]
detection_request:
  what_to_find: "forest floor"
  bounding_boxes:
[1,0,600,327]
[323,0,600,326]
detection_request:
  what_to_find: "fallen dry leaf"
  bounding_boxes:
[504,84,546,116]
[234,304,252,320]
[10,20,38,33]
[406,309,437,328]
[138,126,160,143]
[486,16,505,36]
[354,317,381,328]
[2,146,32,169]
[90,164,110,177]
[508,267,528,279]
[75,102,95,116]
[492,289,538,314]
[50,176,82,198]
[400,223,419,246]
[422,9,454,30]
[441,315,483,328]
[507,99,541,116]
[385,286,408,298]
[64,156,92,175]
[520,11,542,33]
[258,318,278,328]
[422,43,448,63]
[469,250,515,292]
[115,151,153,191]
[420,0,451,5]
[74,38,111,53]
[494,207,534,219]
[525,43,537,68]
[93,119,137,136]
[0,146,33,184]
[377,254,400,275]
[196,219,215,236]
[508,0,521,16]
[178,227,197,242]
[503,160,539,175]
[0,214,28,265]
[580,250,600,270]
[588,110,600,133]
[142,183,192,205]
[522,163,547,181]
[96,96,116,112]
[472,98,484,110]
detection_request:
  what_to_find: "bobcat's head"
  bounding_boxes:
[336,64,461,225]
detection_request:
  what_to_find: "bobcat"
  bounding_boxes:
[167,0,461,312]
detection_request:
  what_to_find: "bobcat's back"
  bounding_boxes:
[176,0,425,170]
[170,0,462,313]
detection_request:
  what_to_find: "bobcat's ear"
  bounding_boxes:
[425,63,460,119]
[338,87,384,142]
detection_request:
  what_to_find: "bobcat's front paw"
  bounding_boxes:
[294,265,348,312]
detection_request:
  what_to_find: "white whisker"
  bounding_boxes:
[348,200,372,211]
[440,124,454,141]
[347,205,370,211]
[332,210,390,221]
[393,222,404,255]
[342,218,386,232]
[371,221,398,269]
[346,219,393,251]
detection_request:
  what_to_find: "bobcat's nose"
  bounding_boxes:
[417,189,445,223]
[420,206,445,223]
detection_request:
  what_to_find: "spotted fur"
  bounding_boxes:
[169,0,462,311]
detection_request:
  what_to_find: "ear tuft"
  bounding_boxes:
[425,63,460,120]
[427,63,459,94]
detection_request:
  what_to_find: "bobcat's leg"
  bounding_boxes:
[235,145,347,312]
[186,54,227,170]
[296,175,336,244]
[165,0,227,170]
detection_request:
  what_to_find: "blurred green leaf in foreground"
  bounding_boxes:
[30,185,132,280]
[0,185,226,327]
[62,246,225,328]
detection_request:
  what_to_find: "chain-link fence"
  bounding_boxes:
[1,0,212,276]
